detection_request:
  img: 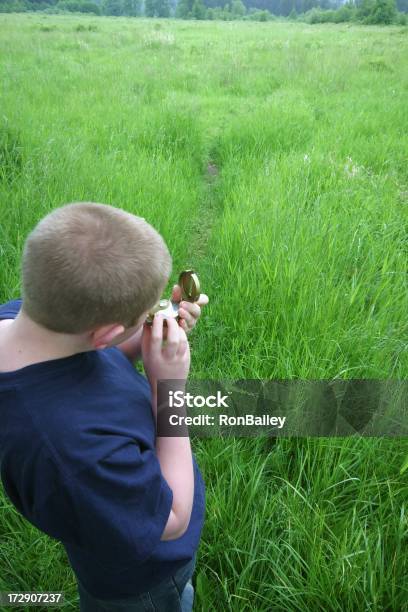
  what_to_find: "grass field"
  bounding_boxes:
[1,13,408,611]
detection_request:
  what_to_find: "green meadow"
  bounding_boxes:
[1,13,408,610]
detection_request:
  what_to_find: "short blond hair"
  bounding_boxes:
[21,202,172,333]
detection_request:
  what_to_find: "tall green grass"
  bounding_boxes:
[0,14,407,611]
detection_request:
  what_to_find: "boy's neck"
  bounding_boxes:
[1,311,92,362]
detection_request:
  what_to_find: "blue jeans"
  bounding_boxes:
[76,555,196,612]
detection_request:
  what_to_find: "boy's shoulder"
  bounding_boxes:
[0,297,134,380]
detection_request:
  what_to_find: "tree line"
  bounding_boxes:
[0,0,407,24]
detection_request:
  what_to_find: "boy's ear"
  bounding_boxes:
[89,323,125,350]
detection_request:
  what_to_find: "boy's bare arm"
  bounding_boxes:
[141,316,194,540]
[151,387,194,540]
[157,436,194,540]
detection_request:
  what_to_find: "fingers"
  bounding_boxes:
[162,318,189,360]
[179,318,188,332]
[178,307,196,330]
[150,313,164,356]
[162,317,179,360]
[178,300,205,331]
[197,293,209,306]
[146,295,197,356]
[177,325,189,357]
[141,320,152,342]
[171,284,182,303]
[180,302,201,319]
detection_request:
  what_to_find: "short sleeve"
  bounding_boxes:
[0,298,22,319]
[58,436,173,569]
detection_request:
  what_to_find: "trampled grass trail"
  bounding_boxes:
[0,14,407,611]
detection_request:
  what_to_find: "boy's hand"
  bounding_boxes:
[141,314,191,394]
[116,285,208,364]
[171,284,209,333]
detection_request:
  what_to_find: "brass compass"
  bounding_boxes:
[145,270,200,325]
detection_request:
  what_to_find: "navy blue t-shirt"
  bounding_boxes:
[0,299,205,600]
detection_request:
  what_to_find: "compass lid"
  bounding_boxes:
[179,270,200,302]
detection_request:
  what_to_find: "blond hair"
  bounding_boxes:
[21,202,172,333]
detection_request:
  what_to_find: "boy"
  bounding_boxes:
[0,202,209,611]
